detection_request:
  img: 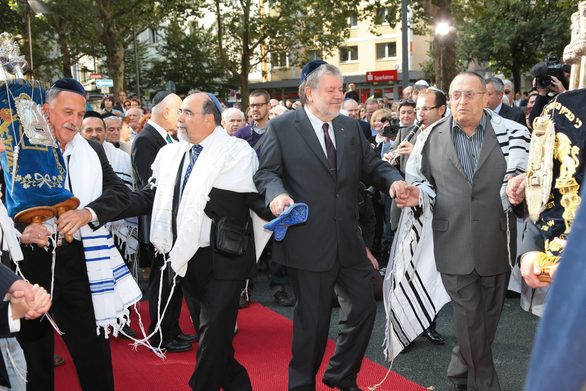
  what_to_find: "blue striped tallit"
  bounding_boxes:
[383,110,530,360]
[81,225,142,336]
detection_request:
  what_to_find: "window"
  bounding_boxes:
[306,50,323,61]
[375,8,390,25]
[149,28,159,44]
[376,42,397,59]
[339,46,358,62]
[347,14,358,27]
[271,52,290,68]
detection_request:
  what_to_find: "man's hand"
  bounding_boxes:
[549,76,566,95]
[520,252,551,288]
[365,247,379,270]
[8,280,35,304]
[506,173,526,205]
[390,180,420,208]
[395,141,414,157]
[20,223,51,247]
[57,208,92,237]
[10,284,52,320]
[269,193,294,216]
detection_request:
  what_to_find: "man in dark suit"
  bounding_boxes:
[395,72,528,391]
[486,77,525,125]
[17,78,135,391]
[119,91,271,390]
[131,91,196,352]
[254,61,403,391]
[342,99,371,143]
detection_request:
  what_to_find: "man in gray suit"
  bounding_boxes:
[254,61,403,391]
[395,72,527,391]
[486,77,525,126]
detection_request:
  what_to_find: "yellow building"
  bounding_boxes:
[249,9,432,103]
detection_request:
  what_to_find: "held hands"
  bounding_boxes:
[57,208,92,238]
[21,223,51,247]
[8,281,51,320]
[506,173,526,206]
[269,193,294,217]
[390,180,420,208]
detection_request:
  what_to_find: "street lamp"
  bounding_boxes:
[434,20,451,91]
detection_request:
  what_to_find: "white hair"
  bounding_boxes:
[222,107,245,121]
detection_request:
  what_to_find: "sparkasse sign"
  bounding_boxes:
[365,70,398,83]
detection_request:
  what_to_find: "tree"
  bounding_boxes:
[207,0,362,108]
[456,0,573,91]
[144,20,235,98]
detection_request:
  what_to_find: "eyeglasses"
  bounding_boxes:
[177,108,205,119]
[449,90,486,100]
[249,103,268,109]
[504,90,511,94]
[415,105,441,112]
[399,99,415,106]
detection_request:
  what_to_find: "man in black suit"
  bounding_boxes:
[486,77,526,125]
[254,61,403,391]
[131,91,196,352]
[119,91,271,390]
[17,78,135,391]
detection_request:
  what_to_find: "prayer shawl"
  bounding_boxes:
[102,142,138,263]
[149,127,272,277]
[383,110,530,360]
[64,134,142,335]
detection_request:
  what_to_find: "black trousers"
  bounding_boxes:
[17,241,114,391]
[287,260,376,391]
[183,247,251,391]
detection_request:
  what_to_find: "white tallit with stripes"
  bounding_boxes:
[383,110,530,360]
[65,134,142,336]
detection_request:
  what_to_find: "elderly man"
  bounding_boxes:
[104,115,132,154]
[221,107,246,135]
[131,91,195,353]
[17,78,140,391]
[255,61,403,391]
[125,107,143,141]
[485,78,525,125]
[395,72,529,391]
[119,92,271,391]
[342,99,371,141]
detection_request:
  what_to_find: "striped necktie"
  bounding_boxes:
[181,144,203,195]
[322,123,336,170]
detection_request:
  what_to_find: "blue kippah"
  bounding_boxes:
[300,60,327,82]
[264,202,309,241]
[206,93,223,114]
[50,78,87,98]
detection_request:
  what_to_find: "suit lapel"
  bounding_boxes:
[294,109,334,176]
[332,116,346,174]
[437,119,467,179]
[475,120,498,174]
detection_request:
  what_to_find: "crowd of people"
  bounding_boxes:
[0,48,582,391]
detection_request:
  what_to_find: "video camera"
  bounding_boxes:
[530,56,570,89]
[380,116,401,138]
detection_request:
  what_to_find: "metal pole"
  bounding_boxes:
[26,6,34,74]
[401,0,409,87]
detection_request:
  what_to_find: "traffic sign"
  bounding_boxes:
[96,79,114,87]
[89,73,102,79]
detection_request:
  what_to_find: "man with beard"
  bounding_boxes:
[234,90,271,147]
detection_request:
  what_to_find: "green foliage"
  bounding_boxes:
[143,21,235,97]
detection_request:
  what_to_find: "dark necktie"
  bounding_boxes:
[165,134,174,144]
[181,144,203,195]
[322,123,336,170]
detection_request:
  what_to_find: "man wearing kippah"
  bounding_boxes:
[255,61,404,391]
[16,78,141,391]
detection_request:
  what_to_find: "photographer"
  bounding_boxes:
[528,57,571,129]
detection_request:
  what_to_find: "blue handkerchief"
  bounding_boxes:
[264,202,308,241]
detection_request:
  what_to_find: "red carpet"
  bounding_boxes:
[55,302,425,390]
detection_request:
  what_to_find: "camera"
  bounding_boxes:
[380,116,401,138]
[530,56,570,89]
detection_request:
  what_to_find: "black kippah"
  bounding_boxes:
[84,111,103,120]
[152,90,172,108]
[50,78,87,98]
[300,59,327,82]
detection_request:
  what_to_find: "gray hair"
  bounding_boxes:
[486,77,504,93]
[103,116,122,126]
[222,107,245,121]
[45,89,62,104]
[298,63,343,105]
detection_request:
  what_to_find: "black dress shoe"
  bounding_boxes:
[452,383,467,390]
[176,332,198,343]
[162,338,192,353]
[119,324,136,339]
[273,289,294,307]
[322,378,362,391]
[423,328,445,345]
